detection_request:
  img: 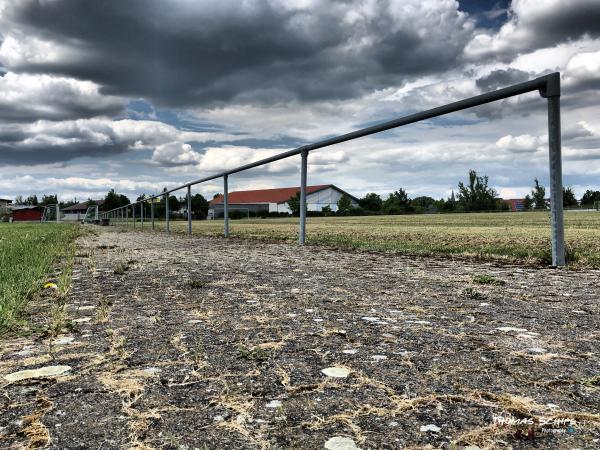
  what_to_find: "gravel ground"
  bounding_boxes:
[1,227,599,449]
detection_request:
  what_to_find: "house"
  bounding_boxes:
[61,200,105,221]
[11,205,43,222]
[208,184,359,218]
[0,197,13,209]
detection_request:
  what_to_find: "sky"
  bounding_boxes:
[0,0,599,202]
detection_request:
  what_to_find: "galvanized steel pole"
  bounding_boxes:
[151,200,155,230]
[126,205,128,226]
[299,149,308,245]
[56,204,60,223]
[141,201,144,229]
[542,73,565,266]
[165,194,170,233]
[132,204,135,229]
[223,174,229,237]
[187,185,192,236]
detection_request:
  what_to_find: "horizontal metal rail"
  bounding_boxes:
[101,72,565,266]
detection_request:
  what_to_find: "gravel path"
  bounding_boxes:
[1,227,599,449]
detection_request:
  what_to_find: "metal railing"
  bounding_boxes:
[101,72,566,266]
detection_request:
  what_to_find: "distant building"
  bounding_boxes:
[61,200,105,221]
[0,198,12,209]
[209,184,359,218]
[11,205,43,222]
[503,199,526,212]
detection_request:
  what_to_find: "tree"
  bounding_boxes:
[40,194,58,207]
[581,190,600,206]
[287,192,302,216]
[382,188,413,214]
[13,195,25,205]
[562,187,578,208]
[457,170,500,211]
[411,196,437,213]
[168,195,180,212]
[103,189,130,211]
[191,193,209,219]
[523,194,534,210]
[337,195,353,214]
[358,193,382,212]
[531,178,548,210]
[26,195,39,206]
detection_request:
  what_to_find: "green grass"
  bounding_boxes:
[0,223,80,335]
[128,211,600,268]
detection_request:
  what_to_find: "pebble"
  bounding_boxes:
[74,317,91,323]
[54,336,75,345]
[371,355,387,362]
[420,424,441,433]
[266,400,282,408]
[4,365,72,382]
[324,436,361,450]
[321,367,351,378]
[342,349,358,355]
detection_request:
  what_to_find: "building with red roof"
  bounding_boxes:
[209,184,358,217]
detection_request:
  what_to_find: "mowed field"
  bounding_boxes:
[141,211,600,267]
[0,223,80,334]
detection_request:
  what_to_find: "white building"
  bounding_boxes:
[208,184,359,217]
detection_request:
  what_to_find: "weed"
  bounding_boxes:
[187,279,205,289]
[463,287,486,300]
[113,262,129,275]
[237,344,272,362]
[472,274,506,286]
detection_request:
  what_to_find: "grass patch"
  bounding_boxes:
[146,211,600,268]
[187,279,205,289]
[472,274,506,286]
[0,223,81,335]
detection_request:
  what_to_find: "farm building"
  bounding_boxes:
[62,200,105,221]
[0,197,12,208]
[209,184,359,217]
[11,205,43,222]
[503,199,526,212]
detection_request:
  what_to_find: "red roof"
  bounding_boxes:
[210,185,332,205]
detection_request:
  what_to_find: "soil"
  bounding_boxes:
[1,227,599,449]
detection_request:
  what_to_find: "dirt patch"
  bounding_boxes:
[1,227,599,449]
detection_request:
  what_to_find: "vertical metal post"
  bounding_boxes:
[543,73,565,266]
[132,204,136,229]
[56,204,60,223]
[141,202,144,229]
[165,194,170,233]
[223,174,229,237]
[187,185,192,236]
[299,149,308,245]
[151,199,155,230]
[126,205,128,226]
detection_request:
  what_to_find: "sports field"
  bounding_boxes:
[142,211,600,267]
[0,223,80,334]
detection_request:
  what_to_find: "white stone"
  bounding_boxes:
[528,347,547,353]
[420,424,441,433]
[4,365,71,382]
[342,349,358,355]
[406,320,431,325]
[74,318,91,323]
[78,306,95,311]
[324,436,360,450]
[371,355,387,362]
[54,336,75,345]
[361,316,379,322]
[479,303,490,306]
[266,400,282,408]
[496,327,528,333]
[321,367,351,378]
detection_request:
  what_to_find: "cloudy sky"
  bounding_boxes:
[0,0,599,202]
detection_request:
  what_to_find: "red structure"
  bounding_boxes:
[12,206,42,221]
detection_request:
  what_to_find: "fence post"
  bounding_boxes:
[151,199,155,230]
[224,174,229,237]
[56,204,60,223]
[126,205,128,226]
[132,204,135,229]
[141,202,144,229]
[299,149,308,245]
[166,194,170,233]
[187,185,192,236]
[541,73,565,267]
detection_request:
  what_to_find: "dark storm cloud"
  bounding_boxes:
[475,68,531,92]
[0,0,475,107]
[0,141,129,165]
[465,0,600,62]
